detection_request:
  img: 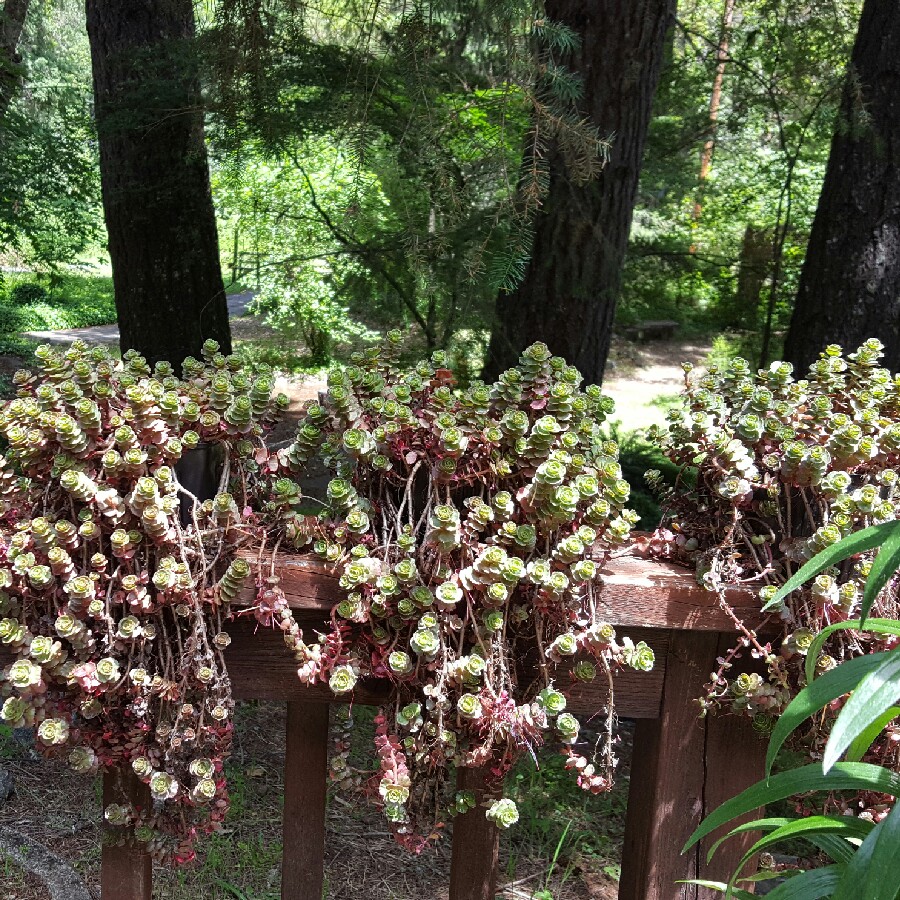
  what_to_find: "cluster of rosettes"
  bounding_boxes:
[652,339,900,729]
[267,334,653,845]
[0,340,276,863]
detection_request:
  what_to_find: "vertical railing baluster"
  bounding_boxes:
[101,768,152,900]
[281,701,330,900]
[448,764,500,900]
[619,630,765,900]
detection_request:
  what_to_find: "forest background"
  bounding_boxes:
[2,0,895,390]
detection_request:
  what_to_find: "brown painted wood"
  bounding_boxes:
[449,765,500,900]
[618,631,766,899]
[101,768,152,900]
[281,701,330,900]
[224,619,668,719]
[234,547,771,634]
[697,633,767,891]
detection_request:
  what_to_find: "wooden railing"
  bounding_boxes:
[7,551,772,900]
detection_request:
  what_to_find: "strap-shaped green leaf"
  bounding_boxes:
[831,817,884,900]
[766,653,892,774]
[809,832,857,866]
[707,817,794,862]
[847,706,900,762]
[764,522,900,611]
[726,815,873,891]
[858,799,900,900]
[805,620,900,684]
[862,527,900,626]
[760,865,842,899]
[823,651,900,773]
[684,762,900,853]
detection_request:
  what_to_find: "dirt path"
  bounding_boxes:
[21,292,261,346]
[602,338,711,431]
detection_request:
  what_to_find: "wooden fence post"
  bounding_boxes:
[449,765,500,900]
[618,631,767,900]
[281,701,330,900]
[101,768,152,900]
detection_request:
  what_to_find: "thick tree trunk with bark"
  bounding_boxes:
[483,0,675,384]
[783,0,900,372]
[86,0,230,371]
[0,0,30,123]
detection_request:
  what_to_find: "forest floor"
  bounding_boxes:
[0,703,625,900]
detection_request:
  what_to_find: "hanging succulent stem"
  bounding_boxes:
[265,332,656,847]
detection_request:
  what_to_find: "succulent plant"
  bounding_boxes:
[652,339,900,795]
[0,340,283,863]
[258,333,653,847]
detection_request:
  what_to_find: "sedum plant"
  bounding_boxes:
[650,339,900,803]
[257,334,654,848]
[0,340,286,863]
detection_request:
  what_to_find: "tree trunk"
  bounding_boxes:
[483,0,675,384]
[782,0,900,372]
[691,0,736,228]
[85,0,230,371]
[0,0,30,123]
[726,225,771,331]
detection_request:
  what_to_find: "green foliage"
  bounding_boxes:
[204,1,604,363]
[9,283,50,306]
[0,274,116,334]
[508,748,627,874]
[619,0,861,361]
[604,424,683,530]
[0,0,102,268]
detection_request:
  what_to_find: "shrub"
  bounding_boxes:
[0,306,24,336]
[9,283,50,306]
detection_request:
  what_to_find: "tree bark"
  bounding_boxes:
[0,0,30,123]
[483,0,676,384]
[782,0,900,373]
[85,0,230,371]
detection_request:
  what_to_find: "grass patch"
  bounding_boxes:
[503,735,630,897]
[0,271,116,334]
